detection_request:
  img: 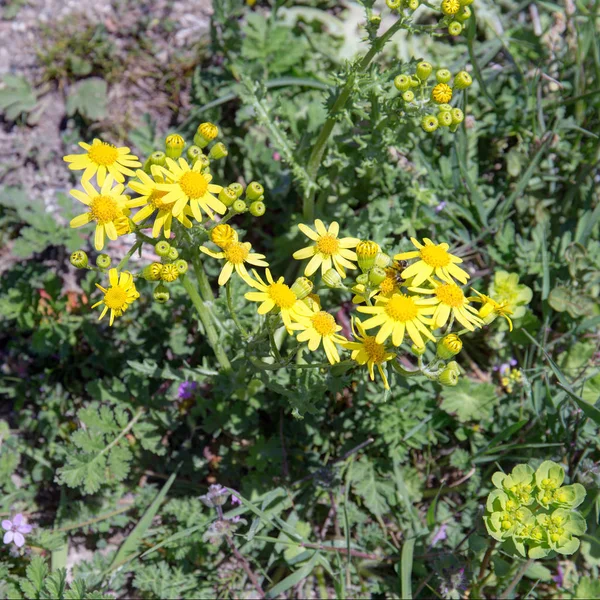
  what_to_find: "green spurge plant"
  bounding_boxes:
[484,461,587,558]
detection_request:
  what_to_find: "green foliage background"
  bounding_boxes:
[0,0,599,598]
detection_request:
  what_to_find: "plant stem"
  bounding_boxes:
[117,240,143,271]
[181,273,232,371]
[478,539,497,579]
[499,558,533,599]
[302,18,405,221]
[225,534,265,598]
[191,254,215,302]
[226,281,249,338]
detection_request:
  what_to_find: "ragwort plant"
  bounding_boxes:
[2,0,599,598]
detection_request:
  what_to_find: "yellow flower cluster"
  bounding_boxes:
[387,0,474,36]
[65,123,232,325]
[393,64,473,134]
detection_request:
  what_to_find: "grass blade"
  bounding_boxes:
[400,537,415,600]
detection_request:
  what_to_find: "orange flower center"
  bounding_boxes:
[91,195,120,224]
[268,282,297,309]
[179,171,208,199]
[88,142,119,166]
[316,234,340,256]
[311,311,337,336]
[224,242,250,265]
[419,244,451,267]
[379,277,397,296]
[435,283,465,307]
[385,294,419,322]
[104,286,128,310]
[362,336,387,363]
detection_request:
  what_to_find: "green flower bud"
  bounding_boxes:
[402,90,415,103]
[96,254,111,269]
[219,187,237,207]
[355,273,369,286]
[161,263,179,283]
[441,0,460,14]
[448,21,463,36]
[375,252,392,269]
[436,69,452,84]
[144,150,166,173]
[143,262,163,281]
[196,154,211,172]
[168,247,179,261]
[456,6,471,21]
[228,182,244,198]
[451,108,465,125]
[246,182,264,201]
[356,240,380,272]
[208,142,228,160]
[70,250,88,268]
[438,110,453,127]
[165,134,185,159]
[411,343,427,356]
[438,103,453,112]
[369,266,387,286]
[437,334,462,359]
[155,240,171,258]
[186,145,203,164]
[323,269,343,289]
[175,259,188,274]
[454,70,473,89]
[194,122,219,149]
[394,75,411,92]
[232,199,247,214]
[154,283,170,303]
[386,0,402,8]
[421,114,439,133]
[291,277,313,300]
[407,0,419,9]
[439,361,460,386]
[416,61,433,81]
[459,0,474,6]
[249,201,266,217]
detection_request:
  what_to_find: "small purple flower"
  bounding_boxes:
[177,381,198,400]
[2,514,32,548]
[231,494,241,506]
[435,201,447,213]
[431,524,448,546]
[552,564,564,587]
[200,484,230,508]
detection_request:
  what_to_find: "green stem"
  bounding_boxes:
[117,240,143,271]
[227,281,249,339]
[499,558,533,599]
[302,17,405,221]
[191,254,215,302]
[181,273,232,371]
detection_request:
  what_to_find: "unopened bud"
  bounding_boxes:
[155,240,171,258]
[194,122,219,148]
[411,343,427,356]
[454,70,473,90]
[375,252,392,269]
[165,134,185,159]
[210,224,237,248]
[208,142,228,160]
[369,266,386,286]
[438,110,453,127]
[246,182,264,201]
[439,361,461,386]
[291,277,313,300]
[186,145,203,164]
[154,283,170,303]
[143,262,163,281]
[249,201,265,217]
[456,6,471,20]
[416,61,433,80]
[168,247,179,261]
[402,90,415,103]
[219,187,237,207]
[70,250,88,268]
[96,254,111,269]
[323,269,343,289]
[232,199,247,214]
[448,21,463,35]
[355,273,369,286]
[356,240,380,272]
[451,108,465,125]
[175,259,188,274]
[228,182,244,198]
[437,334,463,359]
[394,75,411,92]
[161,264,179,283]
[436,69,452,84]
[144,150,166,173]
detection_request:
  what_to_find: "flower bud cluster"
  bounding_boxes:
[142,240,188,303]
[387,0,474,36]
[484,461,587,558]
[393,66,472,134]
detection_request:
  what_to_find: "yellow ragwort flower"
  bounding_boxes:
[63,139,141,185]
[290,310,346,365]
[410,279,483,331]
[343,318,396,390]
[128,167,193,238]
[431,83,453,104]
[395,238,469,286]
[69,176,135,251]
[244,269,312,332]
[200,241,269,286]
[210,224,238,249]
[155,157,225,222]
[92,269,139,326]
[357,293,436,348]
[293,219,359,277]
[469,289,514,331]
